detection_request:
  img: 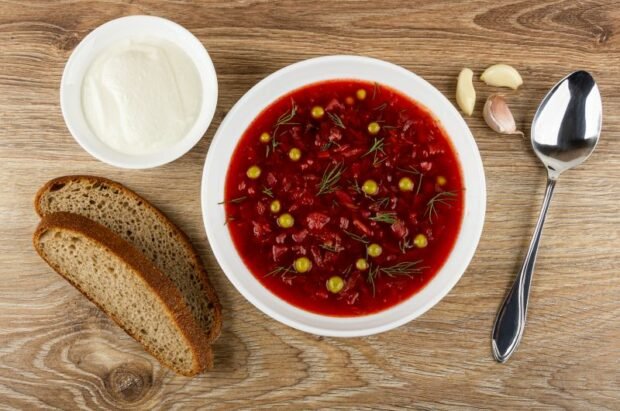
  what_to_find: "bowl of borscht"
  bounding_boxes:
[202,56,485,336]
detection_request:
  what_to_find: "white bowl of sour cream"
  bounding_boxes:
[60,15,218,169]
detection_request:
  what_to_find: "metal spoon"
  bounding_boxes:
[492,71,602,362]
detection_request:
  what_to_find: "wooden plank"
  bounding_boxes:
[0,0,618,409]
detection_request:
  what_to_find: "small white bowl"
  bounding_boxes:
[60,15,218,169]
[202,56,486,337]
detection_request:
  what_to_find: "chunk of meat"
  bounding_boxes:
[265,172,277,186]
[391,220,408,239]
[292,229,308,243]
[334,144,364,158]
[272,245,289,262]
[291,245,307,255]
[325,98,345,111]
[252,221,271,238]
[334,190,357,210]
[310,246,324,268]
[352,219,372,237]
[328,127,343,142]
[420,161,433,172]
[306,212,330,230]
[256,201,267,215]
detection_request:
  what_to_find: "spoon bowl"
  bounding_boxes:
[531,71,602,178]
[492,71,602,362]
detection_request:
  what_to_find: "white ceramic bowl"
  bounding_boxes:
[60,15,218,169]
[202,56,486,337]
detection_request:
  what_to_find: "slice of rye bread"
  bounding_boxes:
[33,212,212,376]
[34,175,221,345]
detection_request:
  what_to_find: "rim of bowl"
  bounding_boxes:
[60,15,218,169]
[202,55,486,337]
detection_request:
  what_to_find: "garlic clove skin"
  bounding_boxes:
[480,64,523,90]
[456,68,476,116]
[483,94,524,136]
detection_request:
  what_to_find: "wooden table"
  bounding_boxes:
[1,1,619,409]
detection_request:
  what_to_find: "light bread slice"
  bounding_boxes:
[34,176,221,346]
[33,212,212,376]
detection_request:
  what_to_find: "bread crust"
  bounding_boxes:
[34,175,222,345]
[33,212,212,376]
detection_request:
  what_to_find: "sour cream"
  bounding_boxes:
[81,37,202,155]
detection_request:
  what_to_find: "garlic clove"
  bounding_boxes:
[456,68,476,116]
[483,94,524,136]
[480,64,523,89]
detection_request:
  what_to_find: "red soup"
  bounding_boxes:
[223,80,464,316]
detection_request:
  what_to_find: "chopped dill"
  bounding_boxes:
[316,162,346,196]
[343,229,370,244]
[373,196,390,209]
[373,102,387,111]
[366,260,425,296]
[369,211,397,224]
[349,179,362,194]
[320,243,341,253]
[361,137,385,160]
[380,261,424,277]
[327,111,346,129]
[397,165,424,195]
[398,236,413,253]
[218,196,247,205]
[425,190,458,223]
[372,82,380,100]
[262,186,274,198]
[265,265,295,277]
[271,100,298,152]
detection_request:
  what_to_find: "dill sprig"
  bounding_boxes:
[224,216,236,226]
[321,140,341,151]
[327,112,346,129]
[373,156,388,167]
[369,211,397,224]
[366,260,424,296]
[261,186,274,198]
[425,190,458,223]
[320,141,332,151]
[362,136,386,166]
[218,195,247,205]
[373,102,387,111]
[349,179,362,194]
[373,196,390,209]
[274,101,298,128]
[397,165,424,195]
[320,243,342,253]
[397,165,422,175]
[316,162,346,196]
[372,82,380,100]
[380,261,424,277]
[367,264,379,296]
[398,236,413,253]
[265,265,295,277]
[271,101,299,152]
[343,229,369,244]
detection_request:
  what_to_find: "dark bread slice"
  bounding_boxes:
[33,212,212,376]
[34,176,221,346]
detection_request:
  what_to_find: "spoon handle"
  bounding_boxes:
[492,178,557,362]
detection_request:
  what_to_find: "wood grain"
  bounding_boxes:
[1,0,619,409]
